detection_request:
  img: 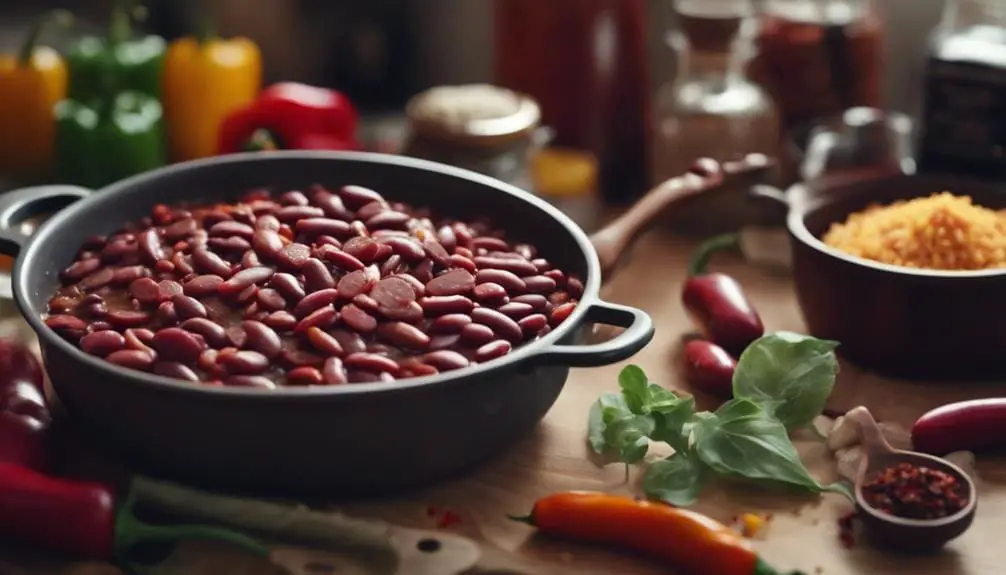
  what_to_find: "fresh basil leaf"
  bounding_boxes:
[587,400,609,454]
[645,383,683,412]
[618,365,650,414]
[603,411,655,464]
[651,396,696,453]
[643,452,706,506]
[693,398,825,491]
[732,332,839,428]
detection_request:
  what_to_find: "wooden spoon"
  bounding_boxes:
[845,407,977,552]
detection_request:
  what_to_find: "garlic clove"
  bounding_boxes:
[827,415,861,451]
[836,445,864,483]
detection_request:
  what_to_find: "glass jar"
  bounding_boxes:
[917,0,1006,179]
[652,0,780,235]
[401,84,542,191]
[493,0,650,203]
[749,0,884,136]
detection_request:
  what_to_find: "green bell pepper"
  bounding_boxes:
[55,91,167,188]
[65,0,165,102]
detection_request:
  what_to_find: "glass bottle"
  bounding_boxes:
[917,0,1006,179]
[749,0,884,136]
[493,0,650,204]
[652,0,780,235]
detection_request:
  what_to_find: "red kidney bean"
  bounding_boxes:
[321,357,348,384]
[287,366,324,386]
[280,190,309,206]
[155,259,176,274]
[241,320,282,358]
[268,273,305,302]
[376,322,430,350]
[549,302,577,326]
[430,314,472,334]
[460,323,495,347]
[522,275,558,294]
[279,349,324,369]
[292,288,338,318]
[276,243,311,270]
[329,329,367,355]
[130,277,161,304]
[471,308,522,343]
[296,218,352,238]
[683,339,736,399]
[124,328,156,351]
[337,269,376,299]
[343,237,383,263]
[302,260,336,293]
[219,267,274,296]
[256,288,286,311]
[106,349,155,371]
[207,236,251,252]
[423,239,452,268]
[153,361,200,382]
[471,236,510,252]
[80,330,126,357]
[422,350,469,371]
[318,246,365,272]
[379,301,424,323]
[473,256,538,276]
[276,205,325,222]
[427,334,461,351]
[138,229,163,263]
[356,201,386,221]
[497,302,534,320]
[548,291,570,305]
[264,311,298,330]
[367,210,411,230]
[339,185,384,208]
[475,269,525,293]
[157,280,184,301]
[352,294,380,314]
[380,236,426,262]
[173,252,195,275]
[163,217,196,240]
[425,269,475,297]
[544,269,566,284]
[105,310,152,329]
[305,326,345,356]
[192,247,233,278]
[412,259,435,283]
[371,277,416,309]
[518,313,549,335]
[340,304,377,334]
[183,274,224,297]
[220,349,269,374]
[251,229,284,259]
[181,318,229,348]
[152,327,206,363]
[475,340,511,363]
[79,268,115,291]
[294,305,338,333]
[210,220,255,239]
[344,352,399,375]
[62,258,102,282]
[473,282,507,303]
[312,191,353,221]
[418,295,474,316]
[172,294,207,320]
[226,375,276,389]
[226,325,248,348]
[256,214,280,232]
[566,277,584,298]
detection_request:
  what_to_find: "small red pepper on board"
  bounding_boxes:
[682,234,765,354]
[0,339,51,470]
[217,82,360,154]
[510,492,803,575]
[0,462,270,566]
[683,338,737,399]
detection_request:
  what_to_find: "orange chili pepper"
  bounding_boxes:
[510,492,802,575]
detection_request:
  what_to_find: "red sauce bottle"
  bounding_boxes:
[493,0,651,203]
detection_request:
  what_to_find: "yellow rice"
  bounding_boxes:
[821,192,1006,270]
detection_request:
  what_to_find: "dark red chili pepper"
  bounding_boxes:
[911,398,1006,456]
[0,462,269,565]
[683,339,736,399]
[0,339,51,470]
[682,234,764,354]
[218,82,360,154]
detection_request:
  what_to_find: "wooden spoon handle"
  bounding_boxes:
[846,406,896,456]
[589,153,774,279]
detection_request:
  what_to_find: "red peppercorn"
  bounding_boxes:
[861,462,967,520]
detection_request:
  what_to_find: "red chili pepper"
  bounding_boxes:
[0,462,270,565]
[0,339,51,470]
[682,234,764,354]
[509,492,804,575]
[911,398,1006,456]
[683,339,737,399]
[217,82,360,154]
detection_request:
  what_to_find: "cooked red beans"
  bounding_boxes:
[44,185,585,387]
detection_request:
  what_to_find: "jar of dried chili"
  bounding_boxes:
[748,0,884,136]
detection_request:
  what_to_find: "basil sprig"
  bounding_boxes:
[587,332,849,506]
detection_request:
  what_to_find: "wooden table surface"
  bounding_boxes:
[3,229,1006,575]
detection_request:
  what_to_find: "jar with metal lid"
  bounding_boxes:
[402,84,543,191]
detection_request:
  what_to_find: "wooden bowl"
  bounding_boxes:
[752,173,1006,380]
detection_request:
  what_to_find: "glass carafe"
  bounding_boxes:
[652,0,779,235]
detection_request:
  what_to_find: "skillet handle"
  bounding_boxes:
[0,185,92,256]
[529,301,654,367]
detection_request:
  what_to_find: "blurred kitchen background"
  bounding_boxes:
[0,0,983,227]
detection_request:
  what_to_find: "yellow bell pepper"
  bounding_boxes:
[163,29,262,162]
[0,11,71,181]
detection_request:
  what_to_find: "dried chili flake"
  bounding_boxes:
[837,511,857,548]
[437,510,463,529]
[861,462,968,520]
[425,505,440,518]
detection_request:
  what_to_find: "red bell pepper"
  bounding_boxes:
[0,463,270,566]
[217,82,360,154]
[0,339,51,471]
